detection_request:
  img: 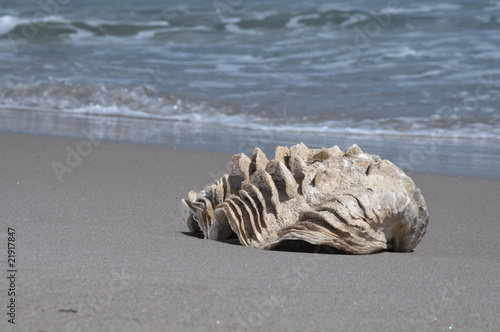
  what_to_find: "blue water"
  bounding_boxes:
[1,0,500,178]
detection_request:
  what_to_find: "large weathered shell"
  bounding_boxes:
[182,143,429,254]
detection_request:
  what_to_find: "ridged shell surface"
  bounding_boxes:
[182,143,429,254]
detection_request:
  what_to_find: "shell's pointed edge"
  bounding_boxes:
[182,199,201,233]
[181,143,429,254]
[346,144,363,157]
[250,148,269,174]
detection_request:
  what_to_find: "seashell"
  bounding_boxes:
[182,143,429,254]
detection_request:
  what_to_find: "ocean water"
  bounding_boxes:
[1,0,500,178]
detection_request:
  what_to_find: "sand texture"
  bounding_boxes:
[0,133,499,331]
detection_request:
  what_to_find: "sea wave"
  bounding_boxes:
[1,2,498,43]
[1,81,499,142]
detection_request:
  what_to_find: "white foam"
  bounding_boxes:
[67,28,94,41]
[390,69,445,80]
[398,3,462,14]
[135,30,160,40]
[143,21,170,27]
[340,13,370,28]
[2,80,499,142]
[251,10,279,20]
[385,46,418,58]
[224,23,262,35]
[0,15,26,36]
[286,13,320,28]
[0,14,74,36]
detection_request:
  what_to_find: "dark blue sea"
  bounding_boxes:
[1,0,500,178]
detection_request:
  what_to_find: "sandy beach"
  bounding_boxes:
[1,132,499,331]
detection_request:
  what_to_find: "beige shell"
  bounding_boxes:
[182,143,429,254]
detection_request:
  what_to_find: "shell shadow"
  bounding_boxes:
[272,240,349,254]
[181,232,360,254]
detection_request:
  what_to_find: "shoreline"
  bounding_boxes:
[1,132,499,331]
[2,107,500,180]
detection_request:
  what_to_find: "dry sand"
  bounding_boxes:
[1,132,499,331]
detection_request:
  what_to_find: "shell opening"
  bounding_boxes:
[210,208,236,240]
